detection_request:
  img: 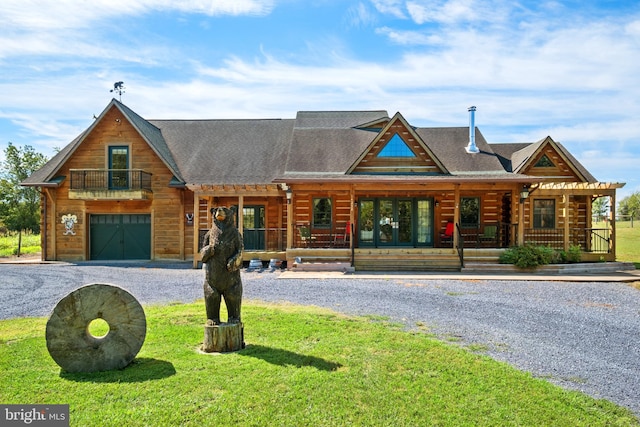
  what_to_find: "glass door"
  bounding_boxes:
[360,198,430,247]
[242,206,265,250]
[377,198,413,246]
[359,200,374,245]
[397,199,413,245]
[108,146,129,189]
[378,199,395,244]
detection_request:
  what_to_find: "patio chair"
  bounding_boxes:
[440,222,454,246]
[478,225,498,247]
[299,226,316,247]
[333,221,351,247]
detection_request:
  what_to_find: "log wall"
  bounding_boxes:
[44,106,188,261]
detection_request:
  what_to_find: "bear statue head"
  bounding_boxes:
[210,206,236,228]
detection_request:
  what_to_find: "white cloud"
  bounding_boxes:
[1,0,638,194]
[375,26,440,44]
[346,2,378,28]
[1,0,274,31]
[370,0,406,19]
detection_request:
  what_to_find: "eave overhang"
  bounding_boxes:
[274,173,544,185]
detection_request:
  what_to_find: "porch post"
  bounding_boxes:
[286,187,293,250]
[349,185,355,249]
[179,190,185,260]
[237,195,244,235]
[453,184,460,248]
[517,193,525,246]
[192,193,200,268]
[610,192,617,258]
[563,193,570,251]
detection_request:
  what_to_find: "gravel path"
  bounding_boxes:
[1,261,638,418]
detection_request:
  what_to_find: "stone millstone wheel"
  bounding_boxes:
[46,284,147,373]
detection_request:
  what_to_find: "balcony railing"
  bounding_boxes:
[70,169,152,191]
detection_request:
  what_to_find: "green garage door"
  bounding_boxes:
[90,214,151,260]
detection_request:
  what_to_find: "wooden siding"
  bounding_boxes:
[194,194,287,252]
[290,183,521,248]
[352,120,443,174]
[523,145,581,181]
[43,106,187,261]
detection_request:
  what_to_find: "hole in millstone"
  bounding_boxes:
[87,318,110,339]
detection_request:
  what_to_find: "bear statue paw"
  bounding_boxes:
[206,319,220,326]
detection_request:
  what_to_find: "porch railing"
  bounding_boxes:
[197,225,612,254]
[70,169,152,191]
[294,224,351,249]
[523,228,611,253]
[455,223,464,268]
[458,222,514,248]
[199,228,287,252]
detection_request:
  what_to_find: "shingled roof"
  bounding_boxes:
[22,99,184,186]
[151,118,294,185]
[23,102,597,188]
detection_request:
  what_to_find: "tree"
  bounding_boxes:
[592,197,608,221]
[0,143,48,255]
[618,192,640,221]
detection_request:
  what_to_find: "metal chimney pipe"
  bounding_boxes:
[466,106,479,154]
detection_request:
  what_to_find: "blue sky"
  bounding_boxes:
[1,0,639,199]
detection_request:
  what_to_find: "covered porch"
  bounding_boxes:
[191,181,623,271]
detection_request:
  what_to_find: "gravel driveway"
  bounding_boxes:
[1,261,639,418]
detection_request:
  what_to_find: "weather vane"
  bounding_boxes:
[110,81,125,102]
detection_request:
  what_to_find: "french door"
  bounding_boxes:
[359,198,433,247]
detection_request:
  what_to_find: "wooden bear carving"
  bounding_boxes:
[200,206,243,325]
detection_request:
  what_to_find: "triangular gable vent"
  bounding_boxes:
[348,112,448,175]
[377,134,417,158]
[534,154,555,168]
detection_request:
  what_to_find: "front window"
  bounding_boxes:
[533,199,555,229]
[460,197,480,227]
[313,198,332,228]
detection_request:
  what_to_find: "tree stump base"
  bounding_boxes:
[202,322,245,353]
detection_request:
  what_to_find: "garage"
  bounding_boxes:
[89,214,151,260]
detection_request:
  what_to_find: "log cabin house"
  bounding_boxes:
[23,99,624,271]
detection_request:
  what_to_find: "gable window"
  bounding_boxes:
[377,134,416,157]
[313,198,332,228]
[533,199,555,229]
[460,197,480,227]
[534,154,555,168]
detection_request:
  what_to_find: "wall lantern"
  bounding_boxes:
[520,186,530,203]
[285,188,292,204]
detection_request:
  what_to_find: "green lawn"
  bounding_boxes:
[613,221,640,268]
[0,232,41,257]
[1,301,637,426]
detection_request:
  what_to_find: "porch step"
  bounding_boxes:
[462,249,504,264]
[293,259,355,273]
[462,261,636,274]
[355,250,460,271]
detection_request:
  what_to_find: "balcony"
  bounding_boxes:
[69,169,153,200]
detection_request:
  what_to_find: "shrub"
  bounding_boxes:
[557,245,581,263]
[500,244,581,268]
